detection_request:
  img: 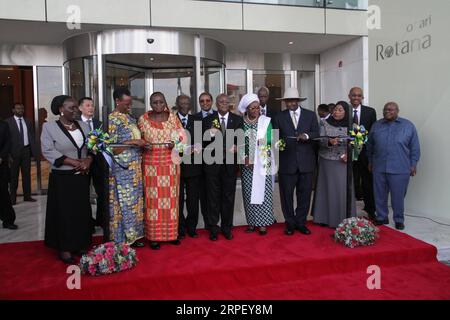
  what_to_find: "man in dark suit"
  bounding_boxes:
[203,94,243,241]
[257,86,277,118]
[272,87,320,236]
[176,95,203,239]
[6,103,37,205]
[348,87,377,220]
[78,97,109,239]
[195,92,217,230]
[0,120,17,229]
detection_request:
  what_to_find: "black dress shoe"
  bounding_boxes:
[150,242,160,250]
[171,239,181,245]
[395,223,405,230]
[284,227,294,236]
[223,232,233,240]
[178,234,186,240]
[59,252,75,264]
[131,241,145,248]
[24,197,37,202]
[209,233,218,241]
[297,225,311,235]
[375,219,389,226]
[245,226,256,233]
[187,231,198,238]
[259,228,267,236]
[3,223,18,230]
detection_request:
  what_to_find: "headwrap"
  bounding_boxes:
[326,100,350,128]
[237,93,259,114]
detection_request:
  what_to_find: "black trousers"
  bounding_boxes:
[0,166,15,225]
[90,156,109,241]
[353,159,376,216]
[279,171,313,229]
[205,165,237,235]
[10,146,32,200]
[178,175,201,235]
[199,174,209,229]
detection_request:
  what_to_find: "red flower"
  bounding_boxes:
[357,221,366,227]
[351,228,360,235]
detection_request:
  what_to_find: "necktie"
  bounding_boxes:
[87,119,93,131]
[181,118,187,128]
[18,118,24,145]
[291,111,298,129]
[353,109,359,125]
[261,108,266,116]
[221,117,226,135]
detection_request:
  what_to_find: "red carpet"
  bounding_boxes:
[1,223,450,300]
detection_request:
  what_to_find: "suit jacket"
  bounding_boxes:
[202,112,244,175]
[272,108,320,174]
[87,118,109,172]
[5,116,37,158]
[355,105,377,163]
[177,113,203,178]
[0,121,11,167]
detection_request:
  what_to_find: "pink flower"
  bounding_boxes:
[122,246,129,255]
[94,254,103,263]
[88,265,96,275]
[351,228,360,235]
[357,221,366,227]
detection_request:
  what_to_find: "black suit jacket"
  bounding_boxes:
[196,110,218,120]
[273,108,320,174]
[5,116,37,158]
[0,121,11,181]
[355,105,377,163]
[202,112,244,175]
[177,113,203,178]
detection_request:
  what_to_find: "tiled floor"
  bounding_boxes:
[2,182,450,262]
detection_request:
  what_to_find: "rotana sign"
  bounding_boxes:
[376,34,432,61]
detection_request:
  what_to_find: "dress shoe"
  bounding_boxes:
[296,225,311,235]
[72,249,88,256]
[395,223,405,230]
[150,242,160,250]
[59,252,75,264]
[259,227,267,236]
[131,241,145,248]
[245,226,256,233]
[3,223,18,230]
[284,227,295,236]
[209,233,218,241]
[178,233,186,240]
[187,231,199,238]
[223,232,233,240]
[375,219,389,226]
[170,239,181,245]
[24,197,37,202]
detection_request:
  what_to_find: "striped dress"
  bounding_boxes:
[138,111,182,242]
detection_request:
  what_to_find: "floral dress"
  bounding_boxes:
[108,111,144,244]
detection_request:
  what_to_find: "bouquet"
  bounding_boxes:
[86,127,114,155]
[349,124,368,161]
[334,217,379,248]
[274,139,286,151]
[171,130,188,153]
[79,242,138,276]
[259,144,272,172]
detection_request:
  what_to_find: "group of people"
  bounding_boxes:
[0,85,421,264]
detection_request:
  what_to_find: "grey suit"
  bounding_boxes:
[41,120,90,171]
[5,116,37,201]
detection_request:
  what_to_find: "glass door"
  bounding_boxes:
[152,68,195,111]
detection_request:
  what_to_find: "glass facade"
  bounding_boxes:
[202,0,368,9]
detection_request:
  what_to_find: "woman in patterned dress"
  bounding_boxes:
[108,88,146,247]
[138,92,184,250]
[238,93,275,235]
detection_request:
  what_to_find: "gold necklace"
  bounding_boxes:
[246,115,258,124]
[61,120,75,130]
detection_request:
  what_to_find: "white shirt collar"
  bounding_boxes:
[178,112,188,120]
[218,112,229,123]
[352,104,361,113]
[13,115,23,121]
[81,115,93,122]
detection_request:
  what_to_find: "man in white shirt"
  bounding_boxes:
[6,103,37,205]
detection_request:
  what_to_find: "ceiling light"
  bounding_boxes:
[288,41,294,45]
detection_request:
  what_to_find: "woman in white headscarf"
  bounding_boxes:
[238,93,275,235]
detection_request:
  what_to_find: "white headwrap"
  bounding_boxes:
[237,93,259,114]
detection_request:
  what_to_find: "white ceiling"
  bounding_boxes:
[0,19,359,54]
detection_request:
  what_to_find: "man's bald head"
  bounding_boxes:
[349,87,364,108]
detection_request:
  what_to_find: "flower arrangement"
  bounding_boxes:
[274,139,286,151]
[79,242,138,276]
[86,127,114,155]
[349,124,368,161]
[334,217,379,248]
